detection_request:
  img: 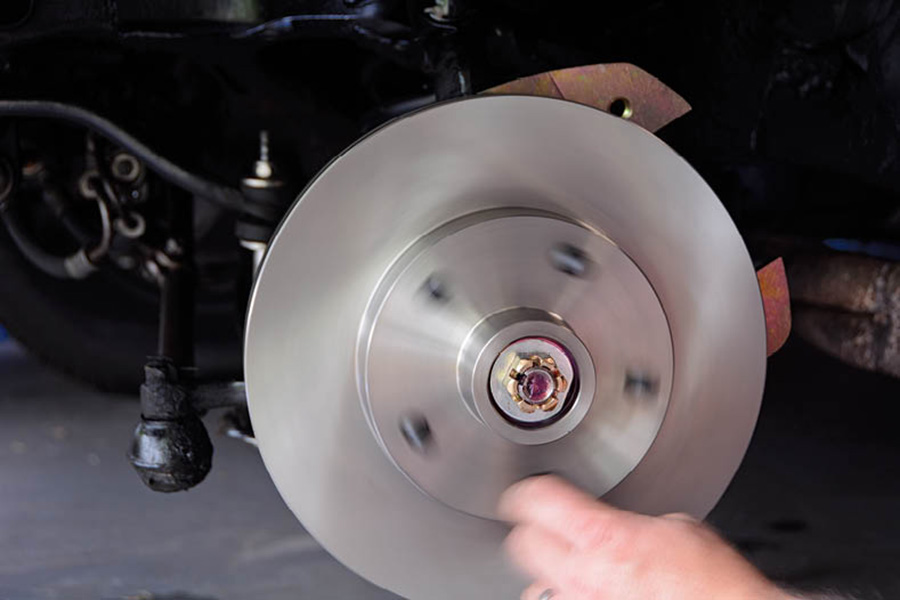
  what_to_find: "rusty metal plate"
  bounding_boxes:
[757,257,791,356]
[483,63,691,133]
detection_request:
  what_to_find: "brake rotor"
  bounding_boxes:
[244,95,766,599]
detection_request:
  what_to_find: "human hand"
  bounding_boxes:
[499,475,793,600]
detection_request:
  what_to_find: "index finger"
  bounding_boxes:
[498,475,634,549]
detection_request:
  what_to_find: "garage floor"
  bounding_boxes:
[1,336,898,600]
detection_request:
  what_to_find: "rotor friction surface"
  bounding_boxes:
[244,95,767,600]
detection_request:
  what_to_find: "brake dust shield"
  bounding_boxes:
[244,95,767,599]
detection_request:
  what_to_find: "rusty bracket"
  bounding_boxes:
[483,63,691,133]
[757,258,791,356]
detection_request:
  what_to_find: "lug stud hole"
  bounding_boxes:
[624,371,659,397]
[422,274,449,303]
[549,244,589,277]
[400,413,433,454]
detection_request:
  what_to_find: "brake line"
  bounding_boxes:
[0,100,245,212]
[0,189,113,280]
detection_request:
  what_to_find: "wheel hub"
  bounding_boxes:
[359,211,671,518]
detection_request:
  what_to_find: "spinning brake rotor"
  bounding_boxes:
[244,70,773,599]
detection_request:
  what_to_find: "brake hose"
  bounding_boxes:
[0,200,95,279]
[40,182,93,245]
[0,100,245,212]
[0,174,113,279]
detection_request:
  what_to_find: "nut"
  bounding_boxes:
[504,355,567,414]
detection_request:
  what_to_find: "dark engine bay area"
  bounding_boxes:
[0,0,898,389]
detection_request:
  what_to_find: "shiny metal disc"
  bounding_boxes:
[244,95,766,600]
[359,210,673,520]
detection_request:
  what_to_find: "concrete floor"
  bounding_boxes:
[0,336,898,600]
[0,341,396,600]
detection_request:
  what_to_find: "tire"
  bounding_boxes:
[0,226,243,394]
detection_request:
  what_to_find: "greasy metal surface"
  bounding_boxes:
[244,95,766,600]
[492,337,572,419]
[757,257,792,356]
[483,63,691,133]
[462,308,598,446]
[789,253,900,378]
[360,214,672,519]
